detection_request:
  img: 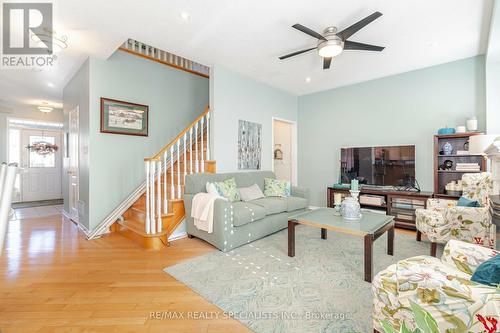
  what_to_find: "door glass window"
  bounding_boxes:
[29,136,55,168]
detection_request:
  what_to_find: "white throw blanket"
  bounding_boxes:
[191,193,226,233]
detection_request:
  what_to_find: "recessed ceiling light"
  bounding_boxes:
[305,77,311,83]
[47,82,54,87]
[180,11,190,20]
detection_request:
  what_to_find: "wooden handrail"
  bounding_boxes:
[144,106,210,162]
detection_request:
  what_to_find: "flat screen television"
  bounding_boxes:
[340,145,415,187]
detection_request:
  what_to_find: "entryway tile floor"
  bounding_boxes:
[12,205,63,220]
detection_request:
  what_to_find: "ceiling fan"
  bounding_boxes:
[279,12,385,69]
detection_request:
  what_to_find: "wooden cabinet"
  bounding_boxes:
[434,133,486,199]
[327,187,433,230]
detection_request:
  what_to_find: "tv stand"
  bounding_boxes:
[327,187,433,230]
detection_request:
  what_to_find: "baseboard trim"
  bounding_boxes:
[168,231,187,242]
[62,209,91,237]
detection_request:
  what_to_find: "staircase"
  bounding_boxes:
[112,107,215,249]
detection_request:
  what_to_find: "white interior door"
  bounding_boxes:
[21,129,62,202]
[68,107,80,222]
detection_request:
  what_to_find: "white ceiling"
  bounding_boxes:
[0,0,494,112]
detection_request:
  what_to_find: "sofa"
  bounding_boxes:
[183,171,309,252]
[416,173,496,254]
[372,239,499,333]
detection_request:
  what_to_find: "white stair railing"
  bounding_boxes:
[143,108,211,235]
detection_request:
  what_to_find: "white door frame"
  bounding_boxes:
[67,107,80,223]
[6,117,64,202]
[271,117,298,185]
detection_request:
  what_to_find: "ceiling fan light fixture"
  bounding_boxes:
[318,40,343,58]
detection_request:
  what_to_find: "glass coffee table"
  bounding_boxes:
[288,208,394,282]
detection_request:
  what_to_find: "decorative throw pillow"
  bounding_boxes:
[471,254,500,287]
[206,182,222,196]
[264,178,291,197]
[457,196,480,207]
[213,178,240,202]
[238,184,265,202]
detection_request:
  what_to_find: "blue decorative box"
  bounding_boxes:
[438,127,455,135]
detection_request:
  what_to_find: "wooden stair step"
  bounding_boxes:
[129,206,174,219]
[118,218,169,237]
[132,194,185,209]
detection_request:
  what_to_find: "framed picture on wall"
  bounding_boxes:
[100,98,149,136]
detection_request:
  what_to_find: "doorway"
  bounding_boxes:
[272,118,297,185]
[7,119,63,203]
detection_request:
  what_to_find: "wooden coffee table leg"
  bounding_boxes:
[416,231,422,242]
[364,234,374,282]
[388,224,394,256]
[321,228,327,240]
[288,220,297,257]
[430,242,437,257]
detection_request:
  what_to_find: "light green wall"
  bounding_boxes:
[64,51,209,231]
[210,65,298,172]
[298,56,486,206]
[87,51,209,230]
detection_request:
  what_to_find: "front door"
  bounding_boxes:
[20,129,62,202]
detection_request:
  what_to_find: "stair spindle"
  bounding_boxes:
[170,146,175,199]
[144,161,151,234]
[195,123,199,173]
[177,140,181,198]
[149,161,156,234]
[201,117,205,173]
[189,128,193,174]
[183,133,187,184]
[156,160,162,233]
[206,112,210,161]
[163,152,168,214]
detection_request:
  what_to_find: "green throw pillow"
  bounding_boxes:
[470,254,500,287]
[213,178,240,202]
[457,196,480,207]
[264,178,291,197]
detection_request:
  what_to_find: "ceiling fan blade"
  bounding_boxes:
[279,47,317,60]
[323,57,332,69]
[336,12,383,40]
[292,24,327,41]
[344,41,385,51]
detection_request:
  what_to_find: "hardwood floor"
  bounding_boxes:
[1,211,417,333]
[0,213,251,333]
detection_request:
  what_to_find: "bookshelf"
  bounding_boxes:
[434,133,487,198]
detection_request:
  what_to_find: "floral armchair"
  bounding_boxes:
[416,173,496,255]
[373,240,499,333]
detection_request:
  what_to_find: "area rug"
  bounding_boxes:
[165,226,431,333]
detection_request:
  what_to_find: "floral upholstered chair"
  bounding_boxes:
[372,240,499,333]
[416,172,496,256]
